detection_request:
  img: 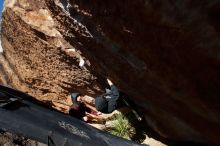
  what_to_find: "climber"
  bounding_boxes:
[69,78,120,122]
[95,78,142,120]
[95,78,120,114]
[70,78,142,121]
[96,79,142,121]
[69,92,103,123]
[71,78,121,114]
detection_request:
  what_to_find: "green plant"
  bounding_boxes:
[105,113,131,140]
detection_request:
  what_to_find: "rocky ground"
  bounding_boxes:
[0,131,46,146]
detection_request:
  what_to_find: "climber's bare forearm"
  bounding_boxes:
[84,102,97,112]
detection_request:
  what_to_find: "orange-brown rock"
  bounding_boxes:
[1,0,220,145]
[1,0,105,112]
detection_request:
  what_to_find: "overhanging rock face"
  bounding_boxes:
[1,0,104,112]
[1,0,220,145]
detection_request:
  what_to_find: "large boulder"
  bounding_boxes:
[1,0,220,145]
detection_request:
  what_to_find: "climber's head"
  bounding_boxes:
[71,93,82,104]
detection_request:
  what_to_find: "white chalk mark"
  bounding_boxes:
[0,41,3,53]
[79,57,85,67]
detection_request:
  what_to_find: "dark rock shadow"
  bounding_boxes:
[118,92,210,146]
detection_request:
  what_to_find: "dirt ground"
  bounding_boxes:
[0,131,46,146]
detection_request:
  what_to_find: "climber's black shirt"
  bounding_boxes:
[95,85,121,114]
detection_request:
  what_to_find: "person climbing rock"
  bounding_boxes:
[70,78,121,114]
[69,78,142,121]
[95,78,120,114]
[95,78,142,120]
[69,78,120,122]
[69,93,103,123]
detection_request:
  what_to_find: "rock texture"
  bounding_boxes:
[1,0,220,145]
[0,131,46,146]
[1,0,104,112]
